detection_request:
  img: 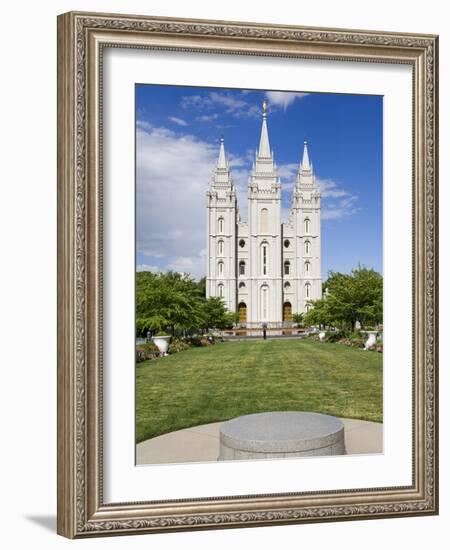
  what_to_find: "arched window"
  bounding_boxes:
[305,303,311,313]
[284,260,290,275]
[304,240,311,256]
[261,242,269,275]
[218,240,224,255]
[238,281,246,289]
[260,208,269,233]
[218,217,224,233]
[284,281,291,290]
[304,261,310,275]
[261,284,269,321]
[304,218,311,234]
[218,283,224,298]
[239,260,246,276]
[218,261,224,276]
[239,239,245,248]
[284,239,290,248]
[305,282,311,298]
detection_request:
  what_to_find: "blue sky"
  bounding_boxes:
[136,85,382,280]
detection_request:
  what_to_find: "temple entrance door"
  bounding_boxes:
[283,302,292,322]
[238,302,247,323]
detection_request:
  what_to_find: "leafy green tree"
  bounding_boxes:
[303,266,383,331]
[136,271,204,335]
[303,299,333,329]
[136,271,241,336]
[292,312,304,327]
[197,276,207,298]
[224,310,240,329]
[201,298,240,331]
[202,297,229,330]
[326,266,383,330]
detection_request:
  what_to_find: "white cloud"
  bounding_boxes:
[209,91,247,111]
[167,249,207,278]
[168,116,188,126]
[180,95,207,110]
[317,178,360,220]
[136,120,152,131]
[265,91,309,110]
[137,124,217,274]
[277,163,298,185]
[182,90,309,122]
[137,124,249,279]
[136,264,161,272]
[181,91,259,118]
[196,114,219,122]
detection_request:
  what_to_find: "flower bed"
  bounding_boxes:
[306,330,382,352]
[136,334,224,362]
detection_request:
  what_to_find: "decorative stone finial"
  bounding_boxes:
[262,99,267,115]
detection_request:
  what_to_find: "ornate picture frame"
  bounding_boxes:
[57,11,438,538]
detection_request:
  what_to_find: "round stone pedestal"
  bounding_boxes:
[218,411,346,460]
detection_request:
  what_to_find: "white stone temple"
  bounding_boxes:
[206,101,322,327]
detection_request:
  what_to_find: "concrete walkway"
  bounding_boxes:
[136,417,383,466]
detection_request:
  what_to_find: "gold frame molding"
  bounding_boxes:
[57,11,439,538]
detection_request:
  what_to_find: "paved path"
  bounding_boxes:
[136,417,383,465]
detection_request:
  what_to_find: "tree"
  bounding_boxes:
[326,266,382,330]
[196,276,207,298]
[303,266,383,331]
[202,297,230,331]
[303,299,333,329]
[136,271,204,335]
[292,312,304,327]
[135,271,241,336]
[224,310,240,329]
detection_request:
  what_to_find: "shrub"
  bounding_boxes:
[136,342,160,362]
[168,337,190,354]
[337,337,365,349]
[325,330,346,343]
[187,335,203,347]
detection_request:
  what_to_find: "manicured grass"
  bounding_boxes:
[136,339,382,443]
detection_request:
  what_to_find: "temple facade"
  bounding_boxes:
[206,102,322,327]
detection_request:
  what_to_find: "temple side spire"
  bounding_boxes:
[301,139,311,171]
[296,139,315,188]
[210,135,234,190]
[217,135,227,169]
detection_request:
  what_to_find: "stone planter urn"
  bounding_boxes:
[319,331,326,342]
[363,331,378,351]
[152,335,171,356]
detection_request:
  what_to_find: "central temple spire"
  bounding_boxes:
[249,100,280,195]
[258,99,271,159]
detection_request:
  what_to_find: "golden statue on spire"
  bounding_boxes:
[262,99,267,114]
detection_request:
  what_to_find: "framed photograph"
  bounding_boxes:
[57,11,439,538]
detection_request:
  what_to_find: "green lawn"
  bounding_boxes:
[136,339,383,443]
